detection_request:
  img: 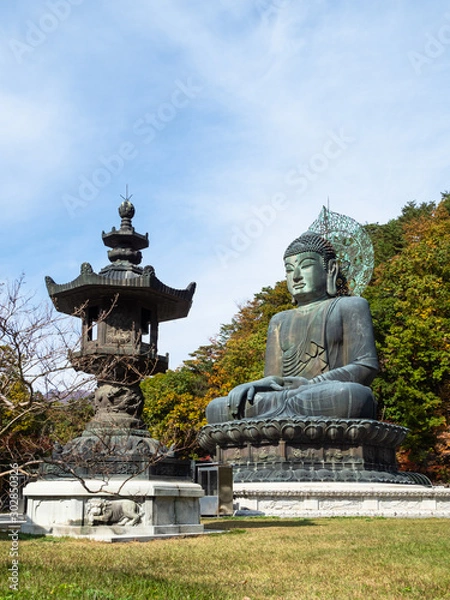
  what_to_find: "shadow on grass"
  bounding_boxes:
[203,517,317,530]
[0,532,46,541]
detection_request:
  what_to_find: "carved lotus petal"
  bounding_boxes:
[395,428,408,445]
[261,421,282,441]
[383,427,402,447]
[197,429,213,451]
[254,420,268,437]
[304,424,324,441]
[239,469,254,483]
[243,424,262,443]
[293,468,309,481]
[346,424,366,443]
[281,421,303,440]
[259,468,274,481]
[227,425,245,444]
[272,469,293,482]
[362,469,379,482]
[377,471,392,483]
[359,420,374,433]
[325,424,345,442]
[364,423,382,443]
[336,469,358,482]
[378,424,398,445]
[210,427,229,445]
[316,468,334,482]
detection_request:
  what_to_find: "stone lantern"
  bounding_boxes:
[23,197,204,540]
[44,198,196,471]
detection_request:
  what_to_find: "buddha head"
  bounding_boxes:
[283,232,348,304]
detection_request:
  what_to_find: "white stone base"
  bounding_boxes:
[22,478,204,541]
[233,482,450,518]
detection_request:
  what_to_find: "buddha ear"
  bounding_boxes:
[326,259,338,296]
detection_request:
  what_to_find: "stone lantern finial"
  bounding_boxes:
[118,201,135,229]
[118,185,135,230]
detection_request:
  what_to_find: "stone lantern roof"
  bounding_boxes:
[45,199,196,322]
[45,197,196,378]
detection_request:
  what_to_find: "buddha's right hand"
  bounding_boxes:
[228,377,284,419]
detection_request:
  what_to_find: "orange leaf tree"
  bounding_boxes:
[365,194,450,480]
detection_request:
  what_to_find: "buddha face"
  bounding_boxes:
[285,251,332,305]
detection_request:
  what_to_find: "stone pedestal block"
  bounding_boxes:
[199,417,430,485]
[22,478,204,541]
[233,482,450,518]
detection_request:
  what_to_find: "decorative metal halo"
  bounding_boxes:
[308,206,374,295]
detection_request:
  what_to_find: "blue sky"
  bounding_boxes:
[1,0,450,369]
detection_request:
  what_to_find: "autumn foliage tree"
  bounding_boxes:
[365,194,450,479]
[365,200,436,268]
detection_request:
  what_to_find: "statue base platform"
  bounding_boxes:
[21,478,204,541]
[233,482,450,518]
[199,417,429,485]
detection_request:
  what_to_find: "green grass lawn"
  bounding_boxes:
[0,517,449,600]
